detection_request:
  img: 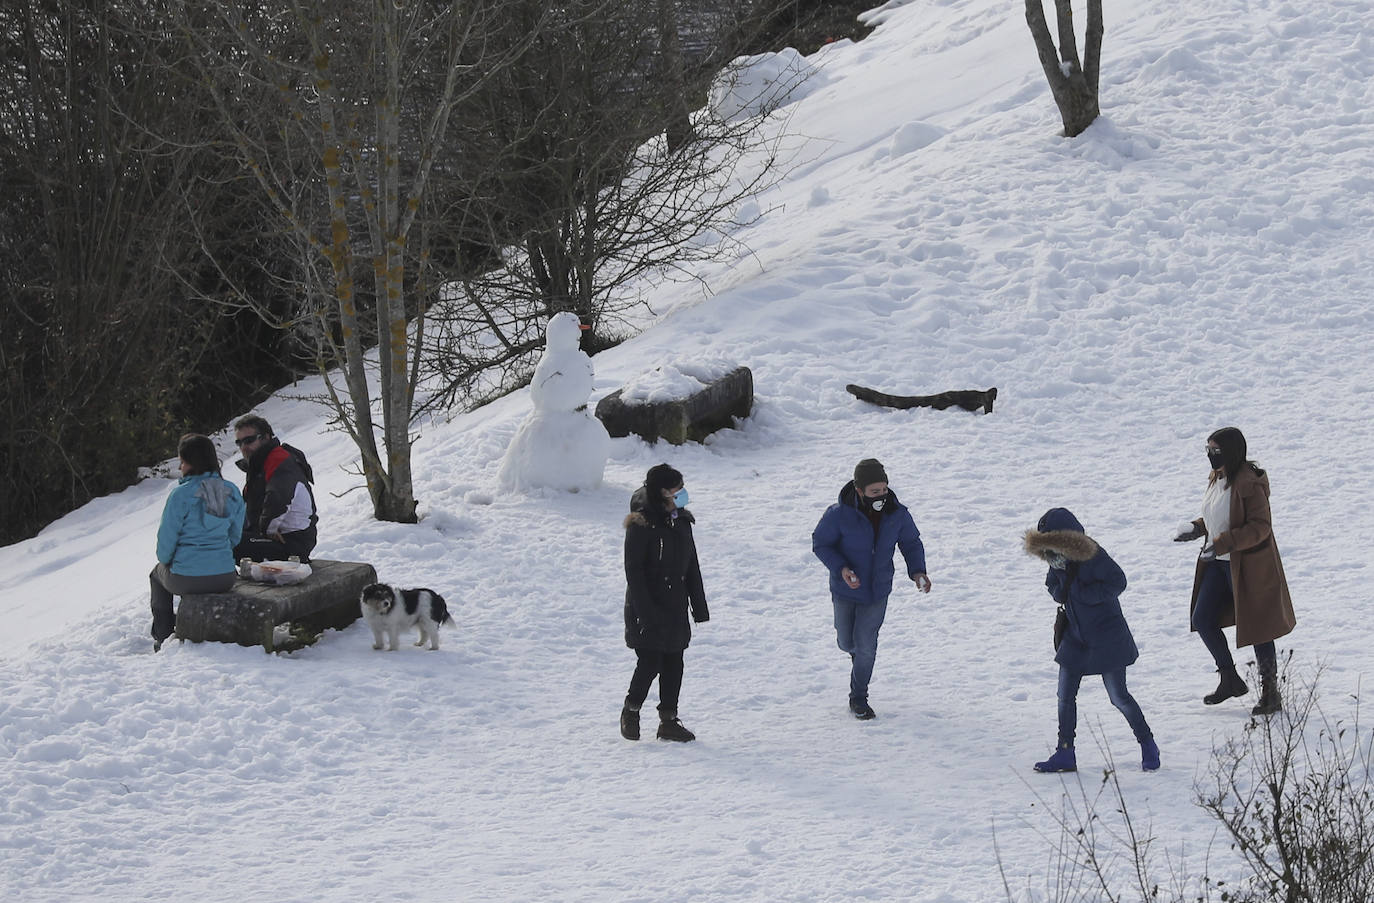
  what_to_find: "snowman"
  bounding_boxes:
[498,312,611,491]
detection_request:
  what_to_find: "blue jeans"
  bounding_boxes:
[1193,559,1277,673]
[1057,666,1152,747]
[833,598,888,703]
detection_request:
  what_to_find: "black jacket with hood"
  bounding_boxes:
[623,486,709,651]
[236,438,317,536]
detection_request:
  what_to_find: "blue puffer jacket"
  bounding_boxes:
[1024,507,1138,675]
[156,472,246,577]
[812,482,926,605]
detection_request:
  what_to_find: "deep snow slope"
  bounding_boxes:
[3,0,1374,900]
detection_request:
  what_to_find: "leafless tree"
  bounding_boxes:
[1199,664,1374,902]
[0,0,274,543]
[172,0,535,522]
[417,0,793,412]
[1025,0,1103,137]
[1002,664,1374,902]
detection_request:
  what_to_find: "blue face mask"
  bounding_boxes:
[672,488,689,509]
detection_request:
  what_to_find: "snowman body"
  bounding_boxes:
[498,313,611,491]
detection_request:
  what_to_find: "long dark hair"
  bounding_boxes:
[642,463,683,514]
[178,434,221,476]
[1208,426,1263,487]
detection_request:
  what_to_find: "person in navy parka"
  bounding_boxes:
[1023,508,1158,773]
[812,458,931,720]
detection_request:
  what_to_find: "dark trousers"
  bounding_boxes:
[149,564,236,642]
[1192,559,1277,674]
[626,649,685,716]
[233,525,316,564]
[1057,666,1153,747]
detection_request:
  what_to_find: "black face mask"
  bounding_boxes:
[863,493,888,512]
[1207,450,1225,471]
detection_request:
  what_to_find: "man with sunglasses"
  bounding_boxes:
[232,415,319,564]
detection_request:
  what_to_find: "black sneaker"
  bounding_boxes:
[620,707,640,741]
[656,717,696,742]
[849,700,876,720]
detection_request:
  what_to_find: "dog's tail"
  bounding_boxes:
[430,592,455,626]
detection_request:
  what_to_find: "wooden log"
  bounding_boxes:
[846,384,997,414]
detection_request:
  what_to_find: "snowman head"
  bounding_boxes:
[545,312,586,354]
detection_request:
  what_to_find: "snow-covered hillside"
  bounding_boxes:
[3,0,1373,900]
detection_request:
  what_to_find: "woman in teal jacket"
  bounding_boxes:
[150,434,246,650]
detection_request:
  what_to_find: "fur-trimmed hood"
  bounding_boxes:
[624,485,695,529]
[624,508,695,530]
[1028,507,1136,675]
[1023,507,1099,563]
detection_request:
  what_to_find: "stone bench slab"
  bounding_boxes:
[595,365,753,445]
[175,559,377,652]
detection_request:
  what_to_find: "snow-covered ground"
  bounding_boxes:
[4,0,1374,899]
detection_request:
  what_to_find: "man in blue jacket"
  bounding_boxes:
[812,458,931,719]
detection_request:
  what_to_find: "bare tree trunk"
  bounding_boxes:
[295,5,389,515]
[373,0,415,523]
[1025,0,1103,137]
[657,0,694,152]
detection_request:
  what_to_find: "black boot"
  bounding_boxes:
[1252,666,1282,717]
[848,699,876,720]
[620,705,640,741]
[656,711,695,742]
[1203,667,1248,705]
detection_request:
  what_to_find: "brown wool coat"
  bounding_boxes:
[1188,466,1296,648]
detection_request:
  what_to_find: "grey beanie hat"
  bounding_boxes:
[853,458,888,490]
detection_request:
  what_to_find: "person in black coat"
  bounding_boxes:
[1024,508,1159,774]
[620,464,709,742]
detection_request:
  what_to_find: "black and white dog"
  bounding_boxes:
[359,583,453,651]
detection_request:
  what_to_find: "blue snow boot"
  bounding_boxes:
[1141,738,1160,772]
[1034,743,1077,773]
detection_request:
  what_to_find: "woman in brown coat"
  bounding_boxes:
[1175,427,1295,715]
